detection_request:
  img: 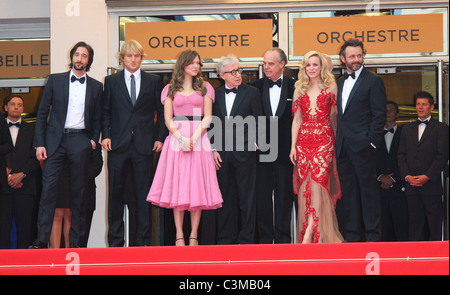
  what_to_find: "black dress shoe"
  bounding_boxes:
[29,240,47,249]
[69,243,80,248]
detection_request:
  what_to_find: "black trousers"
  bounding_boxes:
[0,192,35,248]
[379,188,408,241]
[107,139,154,246]
[216,152,256,244]
[255,160,294,243]
[406,194,443,241]
[36,133,91,246]
[336,141,382,242]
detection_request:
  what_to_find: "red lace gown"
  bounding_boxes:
[292,88,343,243]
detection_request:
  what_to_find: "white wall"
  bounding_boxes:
[50,0,109,247]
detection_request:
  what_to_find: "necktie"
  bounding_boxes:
[269,79,282,88]
[71,75,85,84]
[130,74,136,106]
[417,119,429,125]
[225,87,238,94]
[344,72,356,80]
[384,128,394,135]
[8,122,20,127]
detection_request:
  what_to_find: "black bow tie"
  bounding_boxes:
[71,75,86,84]
[384,128,394,135]
[344,72,356,80]
[225,87,238,94]
[8,122,20,127]
[417,119,429,125]
[269,78,282,88]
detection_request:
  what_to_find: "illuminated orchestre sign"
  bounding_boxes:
[292,14,444,56]
[125,19,273,60]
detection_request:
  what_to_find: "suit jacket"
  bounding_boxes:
[33,71,103,157]
[336,67,386,157]
[376,126,405,192]
[250,76,295,164]
[398,117,449,195]
[0,119,13,192]
[211,83,264,162]
[102,70,166,155]
[1,121,40,195]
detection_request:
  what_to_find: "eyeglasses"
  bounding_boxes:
[223,67,243,76]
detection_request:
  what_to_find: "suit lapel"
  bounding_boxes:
[229,86,245,117]
[380,135,388,155]
[135,71,147,107]
[261,79,272,117]
[63,71,70,114]
[275,78,288,117]
[418,118,435,145]
[15,121,27,148]
[84,75,92,118]
[217,87,227,118]
[390,127,401,154]
[117,71,133,106]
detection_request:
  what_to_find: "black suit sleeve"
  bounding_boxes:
[33,74,54,148]
[102,75,112,140]
[20,124,40,177]
[397,125,409,180]
[90,81,103,144]
[369,75,387,148]
[426,123,449,180]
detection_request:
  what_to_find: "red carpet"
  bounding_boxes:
[0,241,447,275]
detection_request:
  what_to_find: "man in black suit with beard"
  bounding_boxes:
[210,54,264,245]
[30,41,103,248]
[250,48,296,244]
[398,91,449,241]
[102,40,166,247]
[335,39,386,242]
[0,95,40,249]
[376,101,408,241]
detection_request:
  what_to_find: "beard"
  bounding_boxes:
[73,62,86,71]
[348,61,362,72]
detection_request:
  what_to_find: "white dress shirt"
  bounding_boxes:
[418,115,431,141]
[65,70,86,129]
[268,74,283,117]
[7,118,21,147]
[341,66,364,113]
[384,124,397,153]
[225,86,237,118]
[124,68,141,101]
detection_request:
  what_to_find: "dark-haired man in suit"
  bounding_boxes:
[336,39,386,242]
[398,91,449,241]
[250,48,295,244]
[211,54,264,244]
[0,95,40,248]
[30,41,103,248]
[376,101,408,241]
[102,40,166,247]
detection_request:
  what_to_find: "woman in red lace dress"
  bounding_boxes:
[289,51,343,243]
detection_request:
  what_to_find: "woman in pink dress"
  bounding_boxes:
[147,50,223,246]
[289,51,343,243]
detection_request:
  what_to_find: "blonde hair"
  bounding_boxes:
[118,40,146,62]
[294,51,335,96]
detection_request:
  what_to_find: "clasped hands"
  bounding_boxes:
[7,172,25,189]
[406,174,430,187]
